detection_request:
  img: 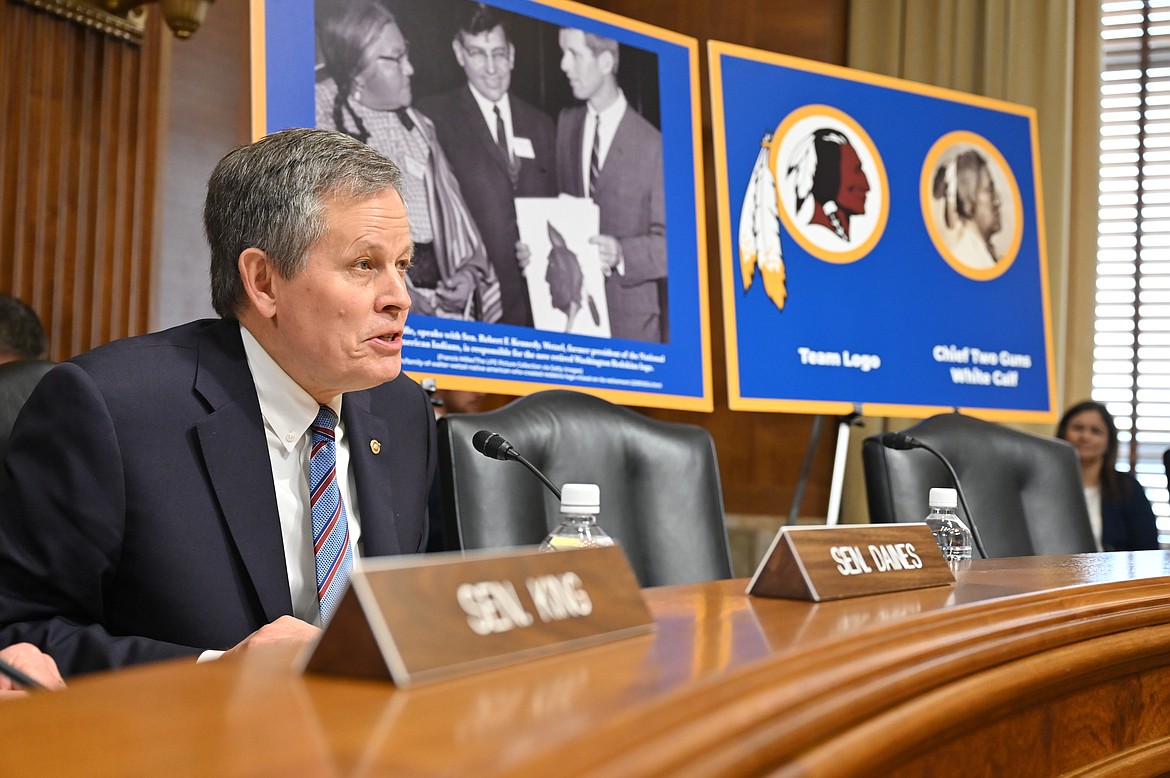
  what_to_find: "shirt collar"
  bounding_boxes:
[589,89,627,128]
[239,323,343,452]
[467,84,511,131]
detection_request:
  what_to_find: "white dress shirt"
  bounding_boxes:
[467,83,513,155]
[239,324,363,626]
[580,90,628,196]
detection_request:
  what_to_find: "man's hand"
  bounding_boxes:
[515,241,531,275]
[435,270,476,312]
[589,235,622,277]
[222,616,321,660]
[0,643,66,699]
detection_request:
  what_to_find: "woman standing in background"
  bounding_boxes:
[1057,400,1160,551]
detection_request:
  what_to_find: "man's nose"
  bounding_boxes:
[381,270,412,312]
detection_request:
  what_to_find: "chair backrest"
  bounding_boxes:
[862,412,1096,557]
[437,389,733,587]
[0,359,55,488]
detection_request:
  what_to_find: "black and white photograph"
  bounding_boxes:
[313,0,668,342]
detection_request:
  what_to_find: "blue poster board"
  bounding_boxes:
[709,41,1056,422]
[250,0,711,411]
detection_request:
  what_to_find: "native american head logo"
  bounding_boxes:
[738,105,889,311]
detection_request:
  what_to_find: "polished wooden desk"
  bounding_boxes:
[4,552,1170,776]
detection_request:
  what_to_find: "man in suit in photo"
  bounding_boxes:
[0,128,435,677]
[418,3,556,327]
[555,28,667,343]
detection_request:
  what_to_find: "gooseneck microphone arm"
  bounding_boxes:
[472,430,562,501]
[879,432,988,559]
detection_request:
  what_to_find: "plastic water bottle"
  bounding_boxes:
[539,483,616,551]
[924,487,972,563]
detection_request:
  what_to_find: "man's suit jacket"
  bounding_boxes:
[556,103,667,342]
[0,318,435,676]
[418,87,557,327]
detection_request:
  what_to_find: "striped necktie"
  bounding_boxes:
[589,114,601,198]
[310,405,353,624]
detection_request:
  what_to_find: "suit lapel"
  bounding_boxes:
[342,392,402,556]
[593,108,632,199]
[194,322,292,623]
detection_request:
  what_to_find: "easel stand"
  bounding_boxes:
[788,408,862,527]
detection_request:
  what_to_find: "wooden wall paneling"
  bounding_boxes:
[0,0,162,362]
[64,29,92,357]
[127,16,161,345]
[33,13,66,333]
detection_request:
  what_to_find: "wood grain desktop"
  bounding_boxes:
[3,552,1170,776]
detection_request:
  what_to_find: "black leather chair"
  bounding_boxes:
[0,359,55,488]
[437,389,733,587]
[862,412,1096,557]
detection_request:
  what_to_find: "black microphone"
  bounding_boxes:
[879,431,988,559]
[472,430,517,462]
[472,430,562,501]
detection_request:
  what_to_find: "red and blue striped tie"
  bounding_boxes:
[310,405,353,624]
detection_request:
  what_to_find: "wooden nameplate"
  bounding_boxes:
[747,523,955,601]
[302,545,655,687]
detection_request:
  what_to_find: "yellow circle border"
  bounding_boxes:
[919,131,1024,282]
[768,104,889,264]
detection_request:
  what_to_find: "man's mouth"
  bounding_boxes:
[369,330,402,347]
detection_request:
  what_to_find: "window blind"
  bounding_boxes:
[1097,0,1170,544]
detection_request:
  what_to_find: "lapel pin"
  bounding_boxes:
[370,440,381,455]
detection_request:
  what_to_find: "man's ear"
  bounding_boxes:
[599,50,616,78]
[452,37,466,67]
[238,248,277,319]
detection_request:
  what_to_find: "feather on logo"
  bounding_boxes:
[737,133,787,310]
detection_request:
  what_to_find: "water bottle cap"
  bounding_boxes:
[560,483,600,514]
[928,487,958,509]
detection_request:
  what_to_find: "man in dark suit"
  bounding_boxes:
[0,128,434,677]
[418,4,556,327]
[555,28,667,343]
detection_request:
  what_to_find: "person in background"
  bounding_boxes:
[0,294,47,365]
[315,0,502,323]
[418,3,557,327]
[1057,400,1160,551]
[555,27,667,343]
[0,643,65,700]
[0,128,435,677]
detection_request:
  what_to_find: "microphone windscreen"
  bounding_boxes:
[880,431,921,450]
[472,429,493,454]
[472,430,512,460]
